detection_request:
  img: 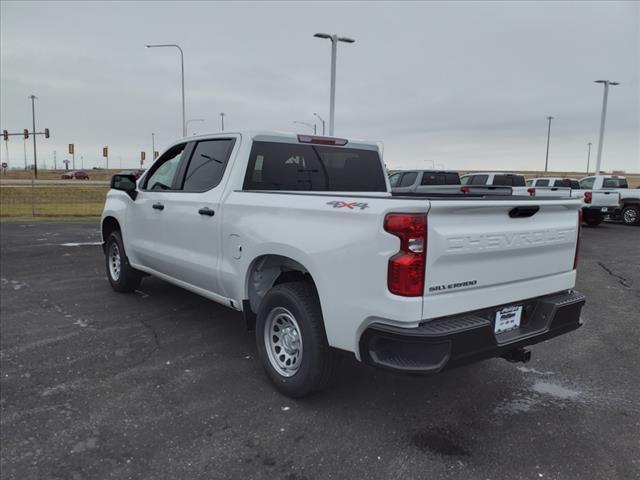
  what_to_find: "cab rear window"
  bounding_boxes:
[420,173,460,185]
[243,141,386,192]
[494,175,526,186]
[602,178,628,188]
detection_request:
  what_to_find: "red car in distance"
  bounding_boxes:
[61,171,90,180]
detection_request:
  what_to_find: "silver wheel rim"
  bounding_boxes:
[623,208,637,224]
[108,242,121,281]
[264,307,303,377]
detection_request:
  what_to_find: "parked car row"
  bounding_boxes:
[390,170,640,226]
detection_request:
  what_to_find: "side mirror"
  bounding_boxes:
[111,174,138,200]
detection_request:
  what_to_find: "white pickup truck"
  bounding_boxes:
[580,175,640,226]
[526,177,620,226]
[525,177,578,197]
[101,131,586,397]
[460,172,529,195]
[389,170,512,196]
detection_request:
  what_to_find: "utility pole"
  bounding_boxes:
[594,80,620,174]
[53,150,57,170]
[544,116,553,173]
[151,132,155,165]
[29,95,38,178]
[586,142,592,175]
[220,112,225,131]
[23,137,27,171]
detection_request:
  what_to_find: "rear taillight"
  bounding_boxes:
[460,186,470,194]
[384,213,427,296]
[527,187,536,196]
[584,191,592,204]
[574,209,582,270]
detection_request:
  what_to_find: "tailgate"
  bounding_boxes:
[531,187,571,198]
[591,191,620,207]
[422,198,580,318]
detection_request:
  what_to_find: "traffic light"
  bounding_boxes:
[69,144,74,154]
[141,151,146,161]
[24,129,29,139]
[2,130,7,141]
[154,151,159,159]
[44,128,50,139]
[103,147,108,157]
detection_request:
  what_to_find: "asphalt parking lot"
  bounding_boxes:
[1,221,638,480]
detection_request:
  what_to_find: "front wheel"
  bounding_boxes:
[255,281,336,398]
[621,205,640,226]
[105,231,142,293]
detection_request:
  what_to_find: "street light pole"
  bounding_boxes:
[314,33,355,136]
[594,80,619,174]
[145,44,186,137]
[544,116,553,173]
[586,142,592,175]
[313,113,326,136]
[151,132,155,165]
[29,95,38,178]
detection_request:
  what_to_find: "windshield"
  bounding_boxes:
[389,172,402,187]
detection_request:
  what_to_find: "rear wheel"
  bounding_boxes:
[105,231,142,293]
[256,281,336,398]
[621,205,640,226]
[584,215,603,227]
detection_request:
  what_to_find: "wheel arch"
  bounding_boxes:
[101,216,121,252]
[244,254,319,316]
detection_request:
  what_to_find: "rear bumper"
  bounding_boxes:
[359,290,585,374]
[583,206,616,214]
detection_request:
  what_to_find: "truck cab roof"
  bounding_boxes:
[169,130,381,152]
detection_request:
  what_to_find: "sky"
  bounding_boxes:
[1,0,638,173]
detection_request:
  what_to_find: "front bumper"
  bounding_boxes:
[359,290,585,374]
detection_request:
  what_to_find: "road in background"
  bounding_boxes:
[1,222,638,480]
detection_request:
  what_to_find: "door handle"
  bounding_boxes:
[198,207,215,217]
[152,203,164,211]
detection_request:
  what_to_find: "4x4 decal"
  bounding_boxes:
[326,200,369,210]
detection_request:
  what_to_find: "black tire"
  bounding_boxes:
[105,231,142,293]
[255,281,336,398]
[584,215,603,227]
[621,205,640,226]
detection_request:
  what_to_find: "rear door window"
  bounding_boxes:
[470,175,488,185]
[536,179,550,187]
[579,177,595,189]
[494,175,526,186]
[181,139,236,192]
[399,172,417,187]
[243,141,386,192]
